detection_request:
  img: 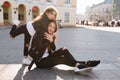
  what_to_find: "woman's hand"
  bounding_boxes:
[44,32,54,43]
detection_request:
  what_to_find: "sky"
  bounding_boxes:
[77,0,104,14]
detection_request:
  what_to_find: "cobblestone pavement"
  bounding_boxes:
[0,25,120,80]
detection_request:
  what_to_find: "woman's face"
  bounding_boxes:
[46,11,56,20]
[48,22,56,34]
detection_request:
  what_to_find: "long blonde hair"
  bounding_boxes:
[32,6,58,22]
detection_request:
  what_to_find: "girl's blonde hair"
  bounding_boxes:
[41,6,58,19]
[32,6,58,22]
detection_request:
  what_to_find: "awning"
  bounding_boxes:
[3,1,10,7]
[32,6,39,11]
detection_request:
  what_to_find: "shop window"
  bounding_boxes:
[4,13,8,19]
[64,0,70,4]
[18,14,24,20]
[46,0,51,2]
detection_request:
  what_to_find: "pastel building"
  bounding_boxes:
[85,0,112,22]
[0,0,76,27]
[112,0,120,19]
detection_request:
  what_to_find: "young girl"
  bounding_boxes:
[9,6,58,65]
[29,20,100,72]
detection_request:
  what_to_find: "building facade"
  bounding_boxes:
[112,0,120,19]
[85,0,112,23]
[0,0,76,27]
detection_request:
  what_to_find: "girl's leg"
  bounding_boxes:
[10,24,26,38]
[23,30,31,65]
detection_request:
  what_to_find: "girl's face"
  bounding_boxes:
[46,11,56,20]
[48,22,56,34]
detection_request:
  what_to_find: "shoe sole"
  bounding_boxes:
[74,67,92,73]
[83,67,92,72]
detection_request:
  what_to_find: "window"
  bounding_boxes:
[106,8,109,13]
[4,13,8,19]
[33,15,37,19]
[46,0,51,2]
[64,12,69,22]
[64,0,70,4]
[18,14,24,20]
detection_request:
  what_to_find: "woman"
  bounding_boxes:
[29,20,100,72]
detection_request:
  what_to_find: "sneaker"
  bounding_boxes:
[23,58,31,65]
[12,20,20,26]
[87,60,100,68]
[74,63,90,72]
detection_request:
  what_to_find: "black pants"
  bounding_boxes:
[35,48,78,68]
[11,24,31,56]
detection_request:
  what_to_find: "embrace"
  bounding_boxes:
[9,6,100,73]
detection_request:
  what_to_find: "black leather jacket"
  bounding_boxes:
[29,30,56,62]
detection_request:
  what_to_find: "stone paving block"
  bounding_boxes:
[0,64,23,80]
[74,72,98,80]
[92,70,120,80]
[94,63,120,70]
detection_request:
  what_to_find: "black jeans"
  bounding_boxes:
[11,24,31,56]
[35,48,77,68]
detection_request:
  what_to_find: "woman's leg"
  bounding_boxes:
[35,47,100,71]
[23,29,31,65]
[24,34,31,57]
[9,25,17,37]
[10,24,32,64]
[10,24,26,38]
[56,48,77,67]
[36,48,78,68]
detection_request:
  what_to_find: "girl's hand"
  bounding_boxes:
[44,32,54,42]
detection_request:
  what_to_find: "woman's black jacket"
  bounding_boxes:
[29,30,56,62]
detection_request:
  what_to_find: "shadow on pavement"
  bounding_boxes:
[23,68,56,80]
[13,65,27,80]
[13,64,95,80]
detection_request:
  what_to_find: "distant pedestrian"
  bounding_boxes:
[117,21,120,27]
[111,20,115,27]
[114,19,118,27]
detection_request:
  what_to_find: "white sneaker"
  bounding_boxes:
[74,67,92,72]
[12,20,20,26]
[23,58,31,65]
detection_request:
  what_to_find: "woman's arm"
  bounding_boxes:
[44,32,56,51]
[49,41,56,51]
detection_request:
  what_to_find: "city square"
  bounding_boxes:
[0,0,120,80]
[0,25,120,80]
